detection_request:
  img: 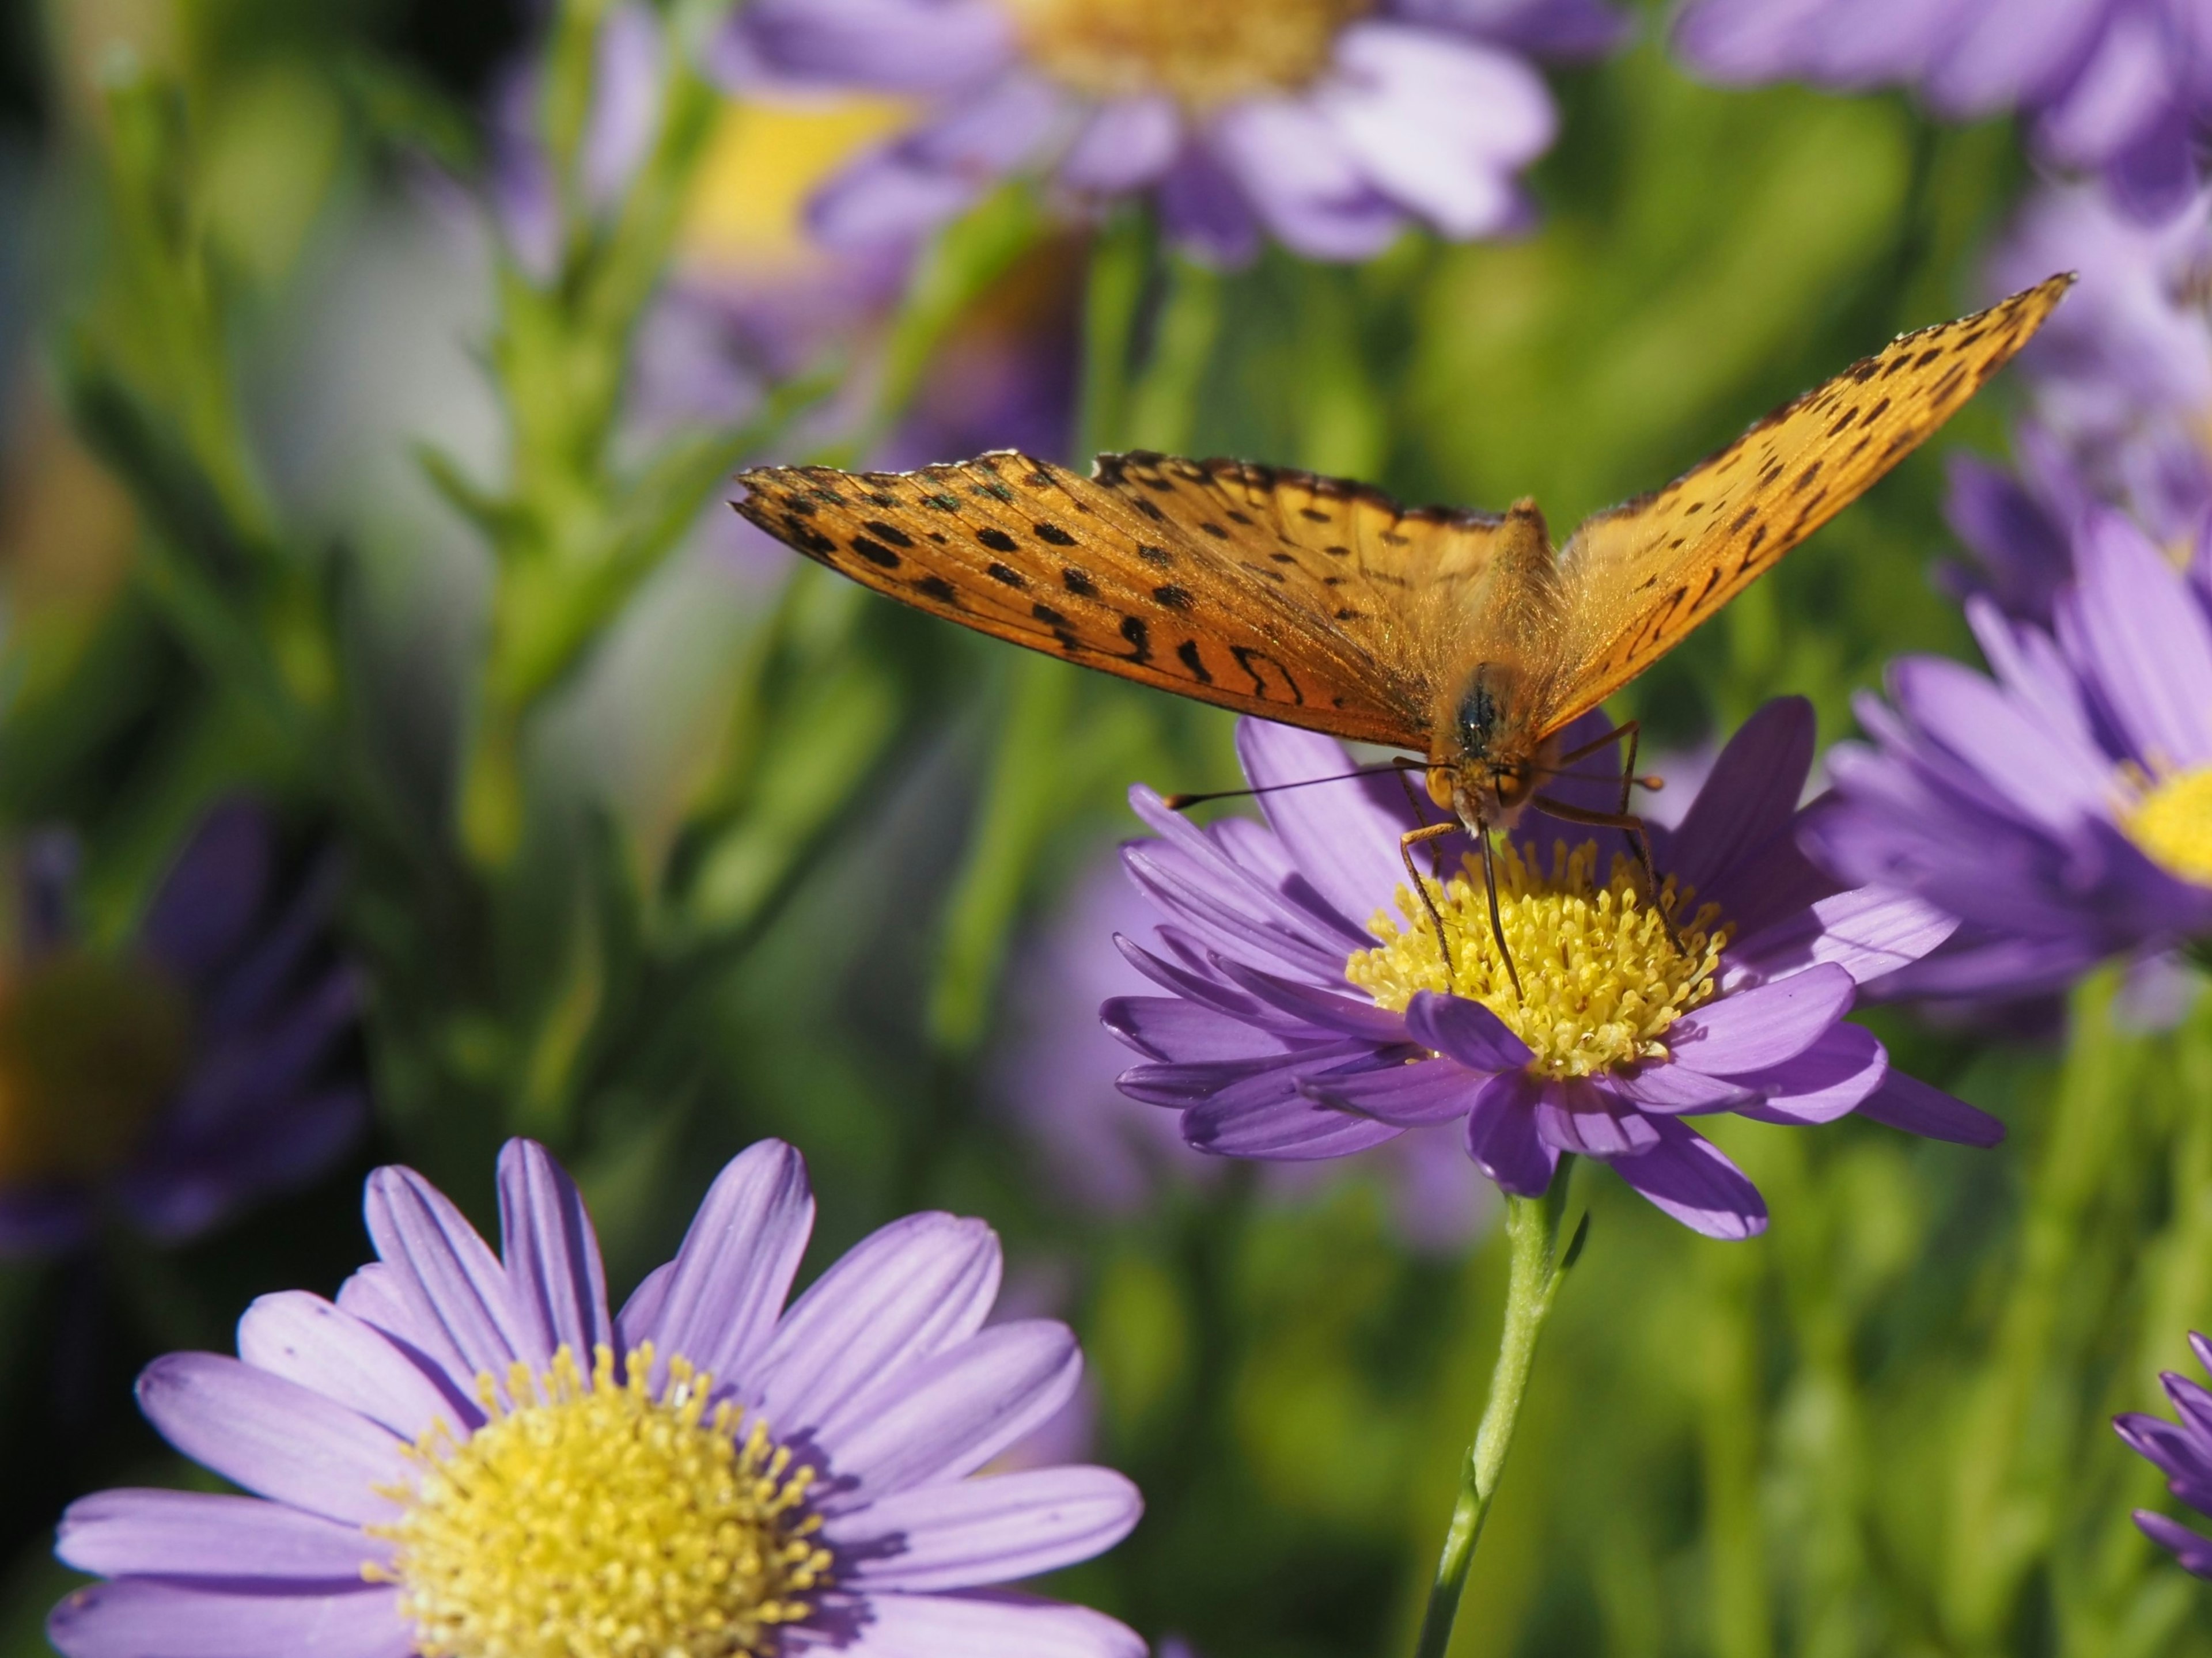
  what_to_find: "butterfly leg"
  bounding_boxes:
[1528,793,1684,956]
[1401,822,1494,998]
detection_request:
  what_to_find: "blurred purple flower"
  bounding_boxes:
[0,802,365,1257]
[1105,701,1997,1242]
[716,0,1629,265]
[49,1137,1144,1658]
[996,855,1491,1252]
[1808,507,2212,1006]
[2116,1332,2212,1576]
[1671,0,2212,220]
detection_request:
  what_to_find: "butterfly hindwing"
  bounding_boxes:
[1546,273,2072,727]
[732,452,1431,747]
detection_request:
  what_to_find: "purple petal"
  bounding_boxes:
[718,0,1012,94]
[1155,140,1263,266]
[48,1581,407,1658]
[1611,1118,1767,1239]
[1610,1062,1756,1114]
[1206,100,1405,262]
[139,801,271,981]
[2135,1508,2212,1577]
[235,1292,461,1440]
[1665,697,1815,899]
[1732,1022,1887,1126]
[1854,1068,2005,1147]
[1405,991,1536,1071]
[1462,1070,1558,1196]
[810,147,987,245]
[1301,1056,1476,1125]
[56,1489,387,1581]
[829,1466,1141,1590]
[0,1184,93,1257]
[1729,883,1958,986]
[840,1591,1145,1658]
[1666,963,1854,1075]
[1535,1077,1661,1158]
[1059,97,1181,193]
[1210,956,1409,1041]
[1392,0,1630,58]
[496,1140,611,1366]
[1101,995,1294,1064]
[362,1163,531,1380]
[1319,25,1552,238]
[821,1321,1081,1498]
[628,1139,813,1391]
[2063,506,2212,769]
[1178,1061,1408,1158]
[757,1212,1000,1432]
[134,1354,404,1525]
[1237,718,1409,935]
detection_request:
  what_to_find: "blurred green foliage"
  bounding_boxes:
[0,3,2205,1657]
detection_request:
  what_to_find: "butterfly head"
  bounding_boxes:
[1429,662,1558,830]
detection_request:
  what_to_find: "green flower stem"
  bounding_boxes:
[1414,1181,1584,1658]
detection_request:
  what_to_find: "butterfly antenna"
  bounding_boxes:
[1163,760,1423,811]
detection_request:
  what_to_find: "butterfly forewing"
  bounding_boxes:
[732,452,1431,747]
[1544,273,2073,728]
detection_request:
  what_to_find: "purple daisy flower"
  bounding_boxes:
[1806,503,2212,1006]
[1104,700,1999,1242]
[714,0,1629,264]
[0,801,365,1257]
[2116,1333,2212,1576]
[48,1136,1144,1658]
[1670,0,2212,221]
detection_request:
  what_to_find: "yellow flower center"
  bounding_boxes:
[2124,764,2212,886]
[0,953,190,1184]
[372,1344,831,1658]
[1002,0,1373,108]
[1344,839,1728,1081]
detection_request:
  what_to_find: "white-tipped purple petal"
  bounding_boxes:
[630,1139,814,1388]
[1855,1069,2005,1146]
[48,1580,408,1658]
[496,1139,611,1366]
[362,1163,533,1379]
[1463,1071,1559,1195]
[1666,963,1854,1075]
[236,1292,461,1440]
[1405,991,1537,1071]
[1611,1119,1768,1240]
[829,1466,1141,1590]
[134,1355,404,1525]
[56,1489,388,1582]
[821,1321,1082,1497]
[1059,97,1181,193]
[757,1212,1000,1431]
[840,1590,1146,1658]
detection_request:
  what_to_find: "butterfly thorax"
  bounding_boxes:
[1425,500,1565,831]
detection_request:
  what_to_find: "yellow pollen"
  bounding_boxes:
[369,1343,831,1658]
[2124,764,2212,886]
[1002,0,1373,108]
[1344,839,1728,1081]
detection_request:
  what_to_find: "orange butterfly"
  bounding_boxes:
[734,275,2069,982]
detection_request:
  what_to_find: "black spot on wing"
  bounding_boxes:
[862,520,915,548]
[1176,639,1211,682]
[1034,522,1076,547]
[1153,585,1192,610]
[986,563,1026,588]
[1121,614,1152,662]
[976,528,1017,552]
[850,536,900,569]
